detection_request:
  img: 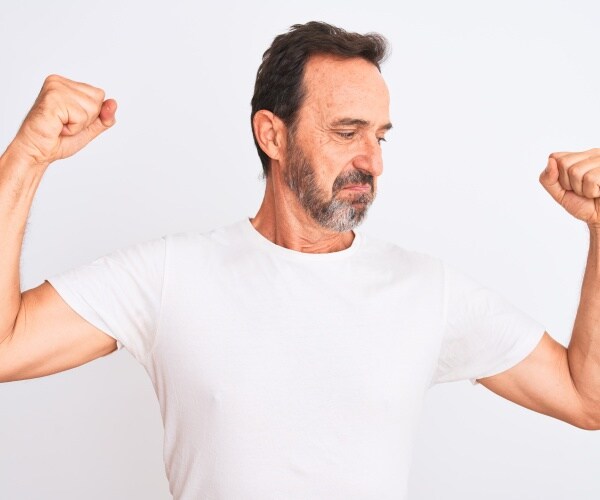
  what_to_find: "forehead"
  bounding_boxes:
[300,54,390,123]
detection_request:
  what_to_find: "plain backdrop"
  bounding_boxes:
[1,0,600,498]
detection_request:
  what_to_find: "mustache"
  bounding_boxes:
[332,170,374,195]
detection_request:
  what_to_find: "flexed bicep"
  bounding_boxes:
[0,281,117,383]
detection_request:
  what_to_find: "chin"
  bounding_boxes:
[315,201,371,232]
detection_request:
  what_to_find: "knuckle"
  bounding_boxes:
[582,170,596,184]
[43,74,64,88]
[569,164,583,178]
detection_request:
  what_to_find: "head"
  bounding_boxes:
[251,22,391,232]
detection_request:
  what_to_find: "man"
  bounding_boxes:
[0,20,599,499]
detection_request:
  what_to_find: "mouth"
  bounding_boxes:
[336,185,374,207]
[340,184,372,193]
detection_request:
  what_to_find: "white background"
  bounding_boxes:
[1,0,600,498]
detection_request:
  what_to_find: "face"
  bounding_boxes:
[282,54,392,232]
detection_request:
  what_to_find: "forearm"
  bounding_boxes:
[567,225,600,416]
[0,144,47,342]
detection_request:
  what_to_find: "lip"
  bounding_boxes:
[341,184,371,192]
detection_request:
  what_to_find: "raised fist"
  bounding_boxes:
[539,148,600,228]
[9,75,117,167]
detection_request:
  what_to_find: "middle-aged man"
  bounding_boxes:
[1,21,600,499]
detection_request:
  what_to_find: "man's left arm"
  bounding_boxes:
[477,149,600,430]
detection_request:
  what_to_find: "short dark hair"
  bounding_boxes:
[250,21,389,177]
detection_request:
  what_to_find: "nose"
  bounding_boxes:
[352,135,384,177]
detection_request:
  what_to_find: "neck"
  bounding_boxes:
[251,173,355,254]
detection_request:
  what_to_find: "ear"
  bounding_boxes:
[252,110,286,162]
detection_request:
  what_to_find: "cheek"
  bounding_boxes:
[302,137,354,192]
[305,151,337,186]
[319,150,353,182]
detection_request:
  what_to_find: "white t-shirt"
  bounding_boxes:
[46,219,545,500]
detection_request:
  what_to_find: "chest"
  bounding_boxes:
[152,260,444,417]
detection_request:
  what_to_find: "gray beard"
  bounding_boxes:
[284,139,375,233]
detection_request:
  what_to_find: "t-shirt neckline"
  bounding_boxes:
[240,217,362,262]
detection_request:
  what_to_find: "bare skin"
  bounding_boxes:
[251,55,390,253]
[1,59,600,433]
[0,75,119,381]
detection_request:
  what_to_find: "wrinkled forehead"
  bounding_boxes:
[300,54,390,123]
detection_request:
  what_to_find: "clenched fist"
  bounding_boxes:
[540,149,600,228]
[8,75,117,167]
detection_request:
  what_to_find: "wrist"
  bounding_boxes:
[0,147,48,195]
[2,141,50,173]
[587,223,600,246]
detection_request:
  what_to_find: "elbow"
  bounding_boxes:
[580,418,600,431]
[575,421,600,431]
[573,405,600,431]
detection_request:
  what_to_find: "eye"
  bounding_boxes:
[336,131,355,140]
[377,137,387,145]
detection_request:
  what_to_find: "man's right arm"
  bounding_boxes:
[0,75,119,383]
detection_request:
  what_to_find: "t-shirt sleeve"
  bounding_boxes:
[44,236,167,364]
[431,262,546,386]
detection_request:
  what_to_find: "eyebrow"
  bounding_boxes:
[330,118,393,131]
